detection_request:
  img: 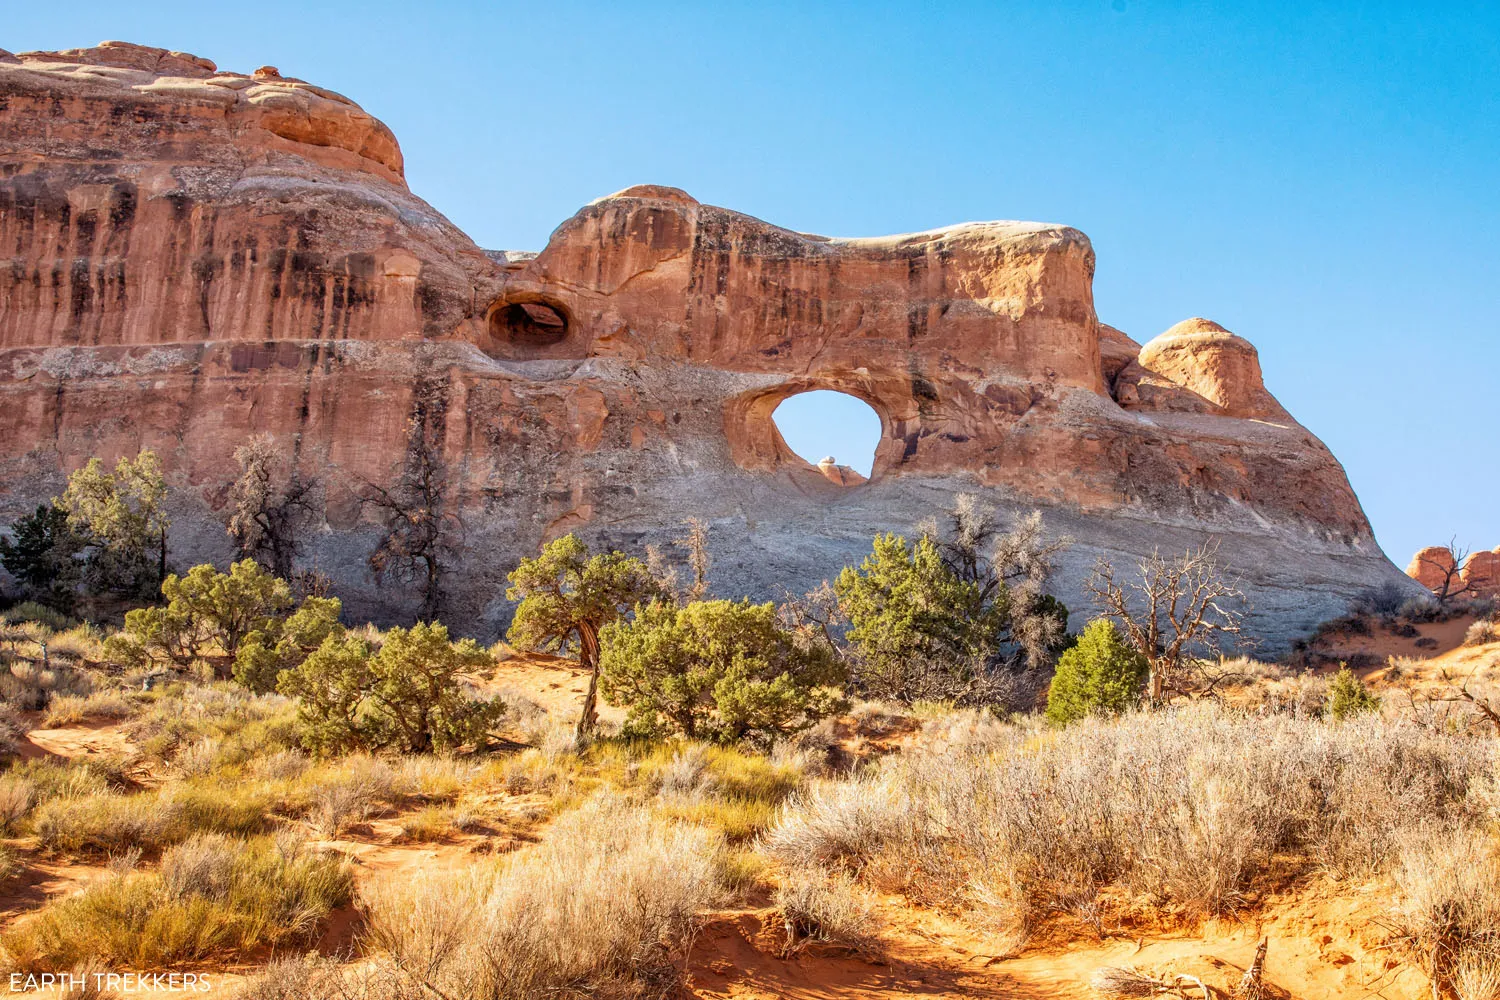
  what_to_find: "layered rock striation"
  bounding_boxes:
[0,42,1418,646]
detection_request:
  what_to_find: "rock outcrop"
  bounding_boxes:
[1407,546,1500,598]
[0,42,1420,647]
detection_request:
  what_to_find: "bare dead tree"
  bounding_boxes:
[924,497,1072,671]
[644,543,678,596]
[646,517,714,603]
[1419,536,1476,604]
[228,434,320,580]
[361,376,460,622]
[1427,668,1500,733]
[1087,541,1250,707]
[777,580,846,660]
[676,517,712,602]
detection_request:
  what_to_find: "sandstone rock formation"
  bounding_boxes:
[0,42,1420,647]
[1406,545,1500,598]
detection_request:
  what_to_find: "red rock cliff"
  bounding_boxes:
[0,42,1418,645]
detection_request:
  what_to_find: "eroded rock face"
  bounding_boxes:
[0,43,1419,648]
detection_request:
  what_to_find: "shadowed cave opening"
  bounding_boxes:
[771,390,882,486]
[490,300,569,346]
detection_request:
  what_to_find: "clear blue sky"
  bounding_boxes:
[9,2,1497,566]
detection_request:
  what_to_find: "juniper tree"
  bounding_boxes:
[506,534,663,741]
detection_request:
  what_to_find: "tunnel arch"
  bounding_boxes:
[772,390,881,486]
[724,373,919,486]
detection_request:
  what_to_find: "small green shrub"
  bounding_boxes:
[1327,666,1380,720]
[279,622,501,754]
[122,560,294,668]
[600,599,846,746]
[1044,619,1148,725]
[233,596,344,693]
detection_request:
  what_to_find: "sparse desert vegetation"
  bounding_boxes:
[0,462,1495,999]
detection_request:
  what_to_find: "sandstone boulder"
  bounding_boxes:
[1461,549,1500,597]
[1115,318,1291,420]
[1407,546,1459,592]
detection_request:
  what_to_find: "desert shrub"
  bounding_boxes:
[765,707,1495,929]
[0,776,36,831]
[1465,615,1500,647]
[506,533,665,739]
[124,683,298,772]
[0,660,92,712]
[1326,666,1381,720]
[398,805,460,843]
[120,560,295,670]
[1044,618,1147,725]
[279,622,500,755]
[1,833,350,968]
[600,598,846,745]
[1,602,73,632]
[0,704,25,756]
[57,449,170,600]
[640,742,806,839]
[389,754,474,802]
[775,864,877,949]
[1392,829,1500,1000]
[1350,580,1413,618]
[303,755,398,837]
[9,757,114,802]
[1401,596,1447,623]
[233,596,344,694]
[761,774,911,872]
[229,955,402,1000]
[362,792,721,999]
[836,533,1018,705]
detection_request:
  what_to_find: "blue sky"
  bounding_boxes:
[8,2,1497,566]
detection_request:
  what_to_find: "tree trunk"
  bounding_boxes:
[158,526,168,586]
[575,621,602,743]
[1148,662,1165,707]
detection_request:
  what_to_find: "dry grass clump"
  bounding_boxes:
[32,781,271,856]
[636,741,805,840]
[125,684,298,773]
[762,774,910,872]
[774,864,877,951]
[362,792,721,999]
[305,759,393,838]
[1392,829,1500,1000]
[230,956,418,1000]
[1465,615,1500,647]
[40,690,135,728]
[0,775,37,832]
[397,804,461,842]
[765,706,1496,936]
[1,833,351,968]
[0,661,92,712]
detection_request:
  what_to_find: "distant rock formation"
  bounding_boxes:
[0,42,1420,646]
[1407,546,1500,598]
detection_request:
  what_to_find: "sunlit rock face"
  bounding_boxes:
[0,42,1419,645]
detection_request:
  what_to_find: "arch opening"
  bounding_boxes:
[771,390,882,487]
[490,300,569,346]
